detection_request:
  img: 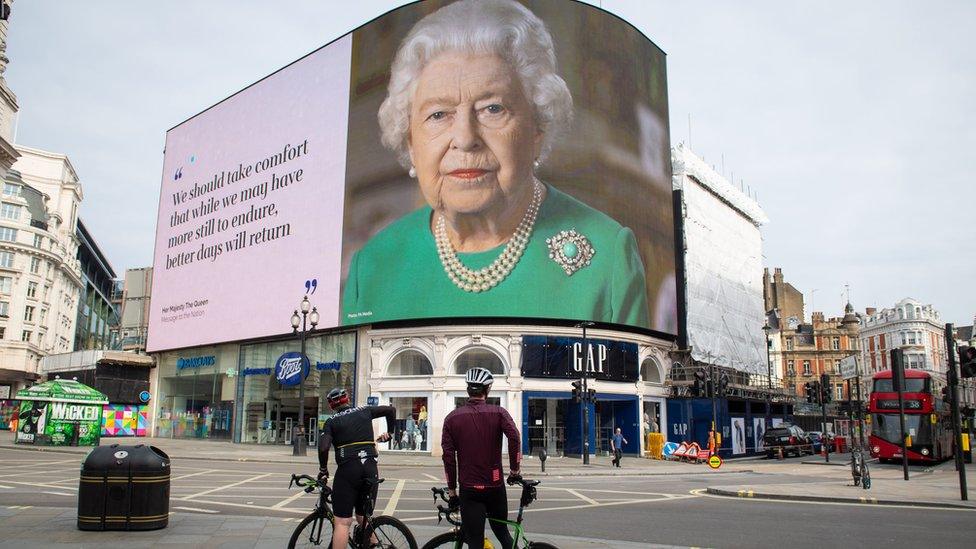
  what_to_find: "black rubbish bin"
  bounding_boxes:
[78,444,170,531]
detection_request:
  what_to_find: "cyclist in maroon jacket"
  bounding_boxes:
[442,367,521,549]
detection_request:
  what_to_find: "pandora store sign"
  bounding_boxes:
[520,336,638,382]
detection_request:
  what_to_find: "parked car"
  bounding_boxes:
[807,431,835,453]
[763,424,813,458]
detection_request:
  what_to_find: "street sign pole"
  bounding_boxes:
[945,323,968,500]
[891,349,909,481]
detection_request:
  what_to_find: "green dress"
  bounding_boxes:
[342,184,650,329]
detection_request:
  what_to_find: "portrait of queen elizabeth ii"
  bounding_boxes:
[341,0,658,329]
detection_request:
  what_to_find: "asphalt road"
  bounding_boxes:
[1,448,974,547]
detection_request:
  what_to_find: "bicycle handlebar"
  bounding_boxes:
[289,473,333,495]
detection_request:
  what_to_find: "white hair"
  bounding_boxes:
[378,0,574,168]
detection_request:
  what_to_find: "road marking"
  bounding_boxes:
[691,489,976,512]
[41,491,73,497]
[396,495,693,523]
[422,473,440,482]
[0,484,12,489]
[383,479,406,516]
[170,497,308,515]
[0,468,77,480]
[566,489,598,505]
[173,506,220,514]
[172,469,220,481]
[183,473,273,500]
[4,480,79,491]
[271,489,309,509]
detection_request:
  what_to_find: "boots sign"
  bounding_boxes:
[521,336,638,381]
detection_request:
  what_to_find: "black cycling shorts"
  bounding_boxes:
[331,457,378,518]
[459,486,514,549]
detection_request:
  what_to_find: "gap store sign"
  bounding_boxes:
[521,336,638,382]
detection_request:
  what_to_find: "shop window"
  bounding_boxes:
[389,396,429,452]
[387,350,433,376]
[453,348,504,376]
[640,357,662,384]
[236,332,356,445]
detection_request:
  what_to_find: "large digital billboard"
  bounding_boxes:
[148,0,675,352]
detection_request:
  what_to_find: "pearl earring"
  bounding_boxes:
[408,166,417,178]
[533,159,541,170]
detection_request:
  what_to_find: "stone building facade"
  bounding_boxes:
[0,145,84,395]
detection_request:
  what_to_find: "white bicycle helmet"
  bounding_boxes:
[465,367,494,387]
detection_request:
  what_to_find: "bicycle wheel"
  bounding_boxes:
[528,543,559,549]
[421,531,462,549]
[288,511,335,549]
[365,515,419,549]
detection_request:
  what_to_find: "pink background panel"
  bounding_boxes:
[148,36,351,352]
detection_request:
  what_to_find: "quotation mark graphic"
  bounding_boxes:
[304,279,318,295]
[174,167,183,181]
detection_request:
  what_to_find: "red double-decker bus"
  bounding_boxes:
[868,369,952,462]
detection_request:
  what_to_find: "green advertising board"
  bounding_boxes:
[15,379,108,446]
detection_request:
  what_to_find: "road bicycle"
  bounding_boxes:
[850,449,871,489]
[421,476,557,549]
[287,473,418,549]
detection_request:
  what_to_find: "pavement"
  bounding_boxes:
[708,452,976,509]
[0,434,754,477]
[0,506,670,548]
[5,435,975,518]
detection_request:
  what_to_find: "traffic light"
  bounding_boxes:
[587,388,596,402]
[719,373,730,397]
[941,386,952,405]
[959,346,976,378]
[693,369,707,397]
[820,374,832,404]
[804,382,814,403]
[571,380,582,403]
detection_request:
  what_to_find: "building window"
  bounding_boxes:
[21,330,31,342]
[27,281,37,298]
[44,284,51,298]
[453,348,505,375]
[39,308,47,323]
[0,251,12,268]
[0,227,16,242]
[802,360,812,376]
[787,360,795,376]
[786,337,794,351]
[2,183,20,197]
[387,350,433,376]
[906,332,917,345]
[32,234,42,248]
[835,384,844,401]
[0,327,4,339]
[0,203,21,220]
[24,305,34,322]
[0,301,8,317]
[29,257,40,274]
[0,276,10,294]
[831,337,840,350]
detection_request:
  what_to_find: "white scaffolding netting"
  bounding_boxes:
[673,145,768,374]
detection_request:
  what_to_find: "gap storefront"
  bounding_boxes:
[152,331,357,443]
[363,324,670,458]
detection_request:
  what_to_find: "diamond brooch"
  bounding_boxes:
[546,229,594,276]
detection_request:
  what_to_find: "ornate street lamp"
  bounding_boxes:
[762,321,774,424]
[290,295,319,456]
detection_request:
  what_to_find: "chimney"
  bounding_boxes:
[773,267,784,284]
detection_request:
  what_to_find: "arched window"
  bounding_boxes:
[454,348,505,375]
[387,350,433,376]
[641,358,662,384]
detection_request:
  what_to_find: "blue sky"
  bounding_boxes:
[6,0,974,325]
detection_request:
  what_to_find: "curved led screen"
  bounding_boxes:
[149,0,675,352]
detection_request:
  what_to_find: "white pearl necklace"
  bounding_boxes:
[435,180,544,293]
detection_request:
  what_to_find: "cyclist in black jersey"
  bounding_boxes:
[318,388,396,549]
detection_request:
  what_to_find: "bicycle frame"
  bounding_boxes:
[430,478,540,548]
